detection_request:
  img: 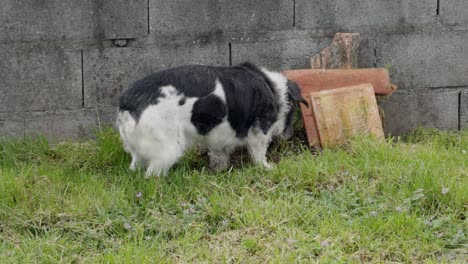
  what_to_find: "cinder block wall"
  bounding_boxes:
[1,0,467,139]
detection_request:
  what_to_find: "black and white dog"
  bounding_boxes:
[117,62,308,176]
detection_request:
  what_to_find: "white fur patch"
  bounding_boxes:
[260,68,291,136]
[160,85,178,97]
[212,80,226,103]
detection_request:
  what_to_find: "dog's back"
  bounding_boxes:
[119,65,219,121]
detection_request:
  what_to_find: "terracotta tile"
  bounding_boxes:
[310,33,361,69]
[303,84,384,147]
[283,68,394,96]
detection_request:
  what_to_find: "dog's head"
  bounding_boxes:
[282,80,308,140]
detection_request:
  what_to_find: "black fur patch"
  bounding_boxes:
[287,80,309,107]
[191,94,227,135]
[178,97,186,105]
[215,62,279,137]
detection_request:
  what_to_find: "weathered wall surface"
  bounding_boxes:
[1,0,467,139]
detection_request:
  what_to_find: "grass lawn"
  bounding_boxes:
[0,127,467,263]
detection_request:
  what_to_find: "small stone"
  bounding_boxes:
[287,238,298,245]
[370,211,378,217]
[112,39,128,47]
[395,206,403,212]
[441,187,449,195]
[183,207,196,215]
[197,197,207,204]
[124,223,131,230]
[320,240,330,247]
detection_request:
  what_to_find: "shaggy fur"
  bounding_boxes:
[117,62,307,177]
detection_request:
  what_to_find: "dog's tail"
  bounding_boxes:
[117,110,136,152]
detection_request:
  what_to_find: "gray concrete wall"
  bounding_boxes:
[0,0,467,140]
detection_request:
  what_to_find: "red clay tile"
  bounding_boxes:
[284,68,394,96]
[302,84,384,147]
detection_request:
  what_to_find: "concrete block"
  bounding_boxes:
[0,48,82,112]
[358,37,376,68]
[97,0,148,39]
[231,37,330,71]
[376,31,468,89]
[379,91,459,135]
[83,42,229,107]
[295,0,436,33]
[440,0,468,29]
[24,110,97,141]
[0,115,24,138]
[461,91,468,129]
[94,107,118,128]
[0,0,147,42]
[150,0,293,36]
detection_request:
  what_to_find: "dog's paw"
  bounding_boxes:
[208,151,230,172]
[145,168,167,178]
[144,169,155,178]
[209,160,228,171]
[263,162,274,171]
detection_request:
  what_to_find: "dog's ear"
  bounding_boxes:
[287,81,309,107]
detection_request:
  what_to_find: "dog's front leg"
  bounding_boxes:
[129,153,143,171]
[246,132,273,170]
[208,149,231,171]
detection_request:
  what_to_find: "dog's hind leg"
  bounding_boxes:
[208,149,231,171]
[146,161,171,177]
[145,144,185,177]
[246,131,273,170]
